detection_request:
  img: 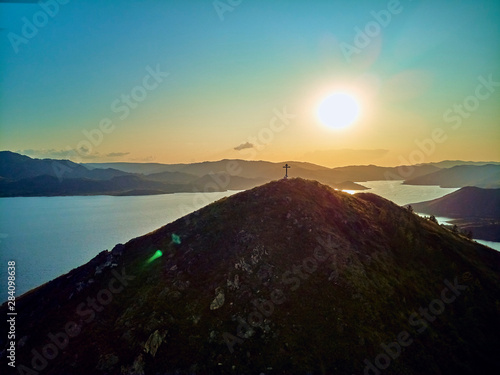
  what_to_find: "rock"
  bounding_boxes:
[210,287,225,310]
[18,335,28,348]
[121,354,145,375]
[75,281,85,292]
[144,330,167,357]
[111,243,125,256]
[227,274,240,290]
[96,353,119,371]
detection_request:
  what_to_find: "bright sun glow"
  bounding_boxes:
[317,92,360,129]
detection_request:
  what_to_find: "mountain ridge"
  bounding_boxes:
[4,151,500,197]
[1,152,372,196]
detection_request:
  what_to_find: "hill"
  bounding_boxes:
[411,187,500,218]
[2,179,499,374]
[0,175,191,197]
[0,151,128,180]
[404,164,500,188]
[410,187,500,241]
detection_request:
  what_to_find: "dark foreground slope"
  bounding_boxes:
[2,179,500,375]
[411,187,500,241]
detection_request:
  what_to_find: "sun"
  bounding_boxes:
[317,92,361,129]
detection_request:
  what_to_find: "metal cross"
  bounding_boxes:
[283,163,291,179]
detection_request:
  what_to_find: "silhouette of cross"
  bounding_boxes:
[283,163,291,179]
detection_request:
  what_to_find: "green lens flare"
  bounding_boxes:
[147,250,163,264]
[171,233,181,244]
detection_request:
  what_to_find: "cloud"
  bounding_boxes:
[17,149,75,159]
[106,152,130,157]
[234,142,254,151]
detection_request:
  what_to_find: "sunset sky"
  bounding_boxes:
[1,0,499,167]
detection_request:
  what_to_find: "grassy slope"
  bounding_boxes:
[2,179,500,374]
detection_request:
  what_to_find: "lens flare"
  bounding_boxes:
[147,250,163,264]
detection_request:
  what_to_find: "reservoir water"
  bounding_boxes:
[1,181,498,300]
[0,191,239,299]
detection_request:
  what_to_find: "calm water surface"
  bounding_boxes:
[0,191,239,299]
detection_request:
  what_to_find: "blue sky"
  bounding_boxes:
[1,0,499,166]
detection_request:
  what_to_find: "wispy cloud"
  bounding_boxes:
[17,149,74,159]
[106,152,130,157]
[234,142,254,151]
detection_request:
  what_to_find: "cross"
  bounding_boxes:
[283,163,291,179]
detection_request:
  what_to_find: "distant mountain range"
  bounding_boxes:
[2,179,499,374]
[84,160,440,183]
[421,160,500,169]
[0,152,367,196]
[1,151,500,197]
[404,164,500,188]
[411,187,500,241]
[0,151,129,180]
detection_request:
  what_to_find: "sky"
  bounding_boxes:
[0,0,499,167]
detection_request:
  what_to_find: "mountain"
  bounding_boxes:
[84,162,184,175]
[86,159,440,184]
[1,153,370,196]
[2,179,499,374]
[0,151,128,180]
[83,160,331,176]
[0,175,190,197]
[0,152,209,197]
[404,164,500,188]
[330,164,440,181]
[410,187,500,241]
[421,160,500,169]
[144,171,199,184]
[6,151,500,197]
[411,187,500,218]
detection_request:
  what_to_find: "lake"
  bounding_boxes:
[352,180,459,206]
[0,191,239,300]
[1,181,498,300]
